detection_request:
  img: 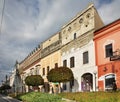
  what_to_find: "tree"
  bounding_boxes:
[0,84,11,90]
[25,75,44,91]
[47,66,74,83]
[47,66,74,93]
[0,84,11,94]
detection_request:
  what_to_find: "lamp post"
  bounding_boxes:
[93,71,97,91]
[14,60,19,96]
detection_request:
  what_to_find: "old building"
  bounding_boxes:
[19,45,41,92]
[12,3,106,93]
[94,19,120,91]
[40,32,62,92]
[9,61,23,93]
[61,4,104,92]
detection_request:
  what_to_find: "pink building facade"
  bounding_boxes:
[94,19,120,91]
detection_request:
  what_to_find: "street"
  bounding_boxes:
[0,94,21,102]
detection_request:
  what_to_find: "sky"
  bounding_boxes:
[0,0,120,84]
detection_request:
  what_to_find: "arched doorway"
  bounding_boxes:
[81,73,93,91]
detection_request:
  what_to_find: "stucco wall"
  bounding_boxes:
[62,40,97,91]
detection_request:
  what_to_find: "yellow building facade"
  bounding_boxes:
[40,50,61,80]
[40,32,61,77]
[40,32,62,92]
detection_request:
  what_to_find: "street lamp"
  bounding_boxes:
[93,71,97,91]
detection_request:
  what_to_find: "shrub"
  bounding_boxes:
[25,75,44,87]
[0,84,11,90]
[47,66,74,83]
[18,92,64,102]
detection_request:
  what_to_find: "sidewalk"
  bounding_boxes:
[7,95,22,102]
[62,98,76,102]
[0,94,22,102]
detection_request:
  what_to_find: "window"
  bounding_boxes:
[30,68,34,75]
[70,79,74,88]
[63,83,67,90]
[55,63,58,68]
[105,44,113,57]
[74,33,76,39]
[105,74,115,89]
[70,57,75,68]
[63,60,67,67]
[83,51,89,64]
[35,68,39,75]
[36,65,40,75]
[68,27,71,32]
[86,13,91,18]
[43,68,45,75]
[79,18,83,24]
[47,66,50,74]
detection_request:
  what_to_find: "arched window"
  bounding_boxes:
[79,18,83,24]
[74,33,76,39]
[86,13,91,18]
[105,74,115,89]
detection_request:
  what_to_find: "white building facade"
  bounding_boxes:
[61,4,104,92]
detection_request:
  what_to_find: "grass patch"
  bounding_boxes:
[17,92,64,102]
[14,91,120,102]
[59,91,120,102]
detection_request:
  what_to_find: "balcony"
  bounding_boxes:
[110,49,120,61]
[41,40,61,58]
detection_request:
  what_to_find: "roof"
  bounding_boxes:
[94,18,120,35]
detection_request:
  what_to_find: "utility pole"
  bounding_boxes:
[0,0,5,36]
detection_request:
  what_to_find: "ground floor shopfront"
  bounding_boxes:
[98,61,120,91]
[61,68,98,92]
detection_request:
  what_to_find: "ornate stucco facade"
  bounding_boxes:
[61,4,104,92]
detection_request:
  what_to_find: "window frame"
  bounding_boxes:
[43,68,45,76]
[47,66,50,74]
[83,51,89,64]
[105,43,113,58]
[70,57,75,68]
[55,63,58,68]
[63,60,67,67]
[74,33,76,39]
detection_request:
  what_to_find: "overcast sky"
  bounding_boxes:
[0,0,120,84]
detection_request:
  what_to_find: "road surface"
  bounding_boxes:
[0,94,21,102]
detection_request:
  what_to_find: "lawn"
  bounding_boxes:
[16,92,64,102]
[15,91,120,102]
[59,91,120,102]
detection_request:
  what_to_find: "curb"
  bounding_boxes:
[7,96,22,102]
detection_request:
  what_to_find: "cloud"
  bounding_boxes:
[0,0,92,83]
[96,0,120,24]
[35,0,93,41]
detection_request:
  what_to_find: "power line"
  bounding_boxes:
[0,0,5,37]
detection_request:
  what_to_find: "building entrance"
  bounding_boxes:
[81,73,93,91]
